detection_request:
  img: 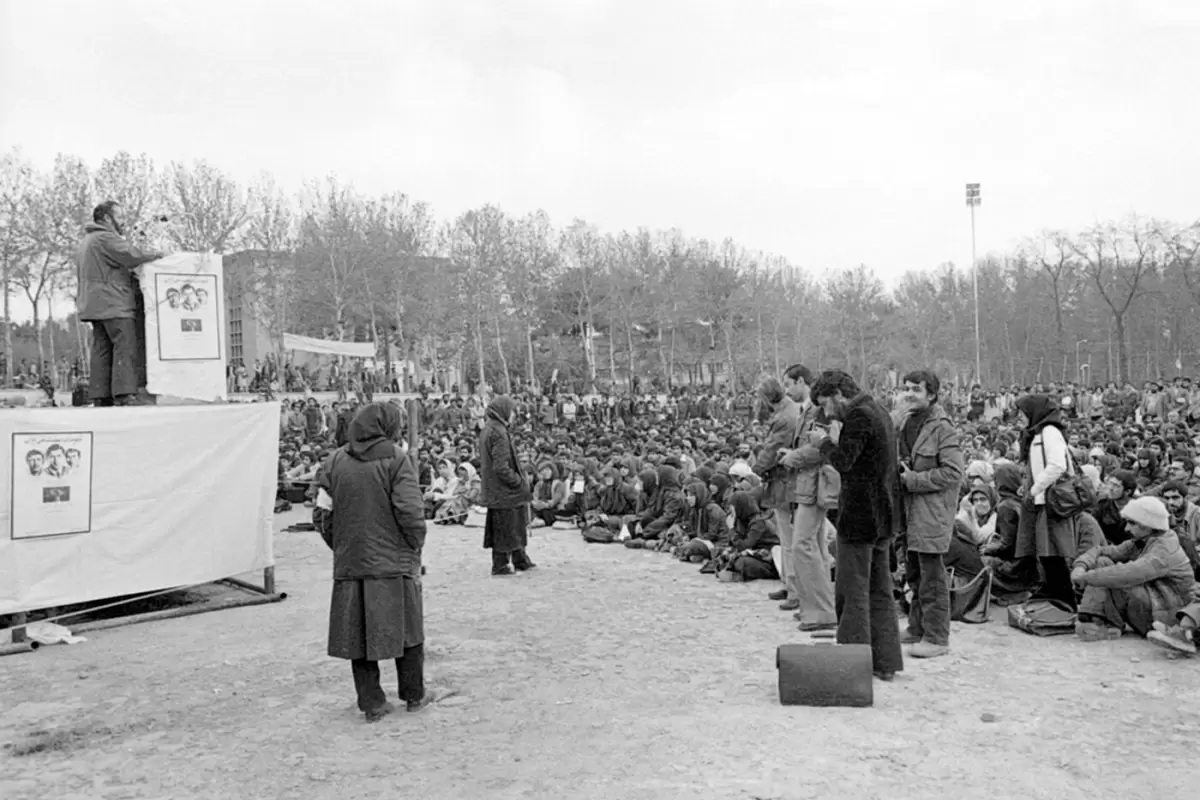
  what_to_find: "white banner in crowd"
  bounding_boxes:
[282,332,376,359]
[0,402,278,616]
[137,253,228,402]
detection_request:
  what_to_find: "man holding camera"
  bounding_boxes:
[752,377,801,610]
[76,200,162,407]
[778,363,838,631]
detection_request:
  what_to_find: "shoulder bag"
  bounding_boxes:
[1039,439,1095,519]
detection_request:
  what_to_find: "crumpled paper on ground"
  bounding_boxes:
[26,621,87,646]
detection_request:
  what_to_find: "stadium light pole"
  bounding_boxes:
[966,183,982,384]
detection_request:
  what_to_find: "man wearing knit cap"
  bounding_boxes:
[752,376,801,610]
[1071,496,1195,641]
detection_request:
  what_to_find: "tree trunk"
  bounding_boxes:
[607,332,616,385]
[472,312,487,396]
[525,321,536,386]
[668,327,676,389]
[625,323,636,392]
[724,323,736,395]
[1115,314,1129,385]
[46,292,56,376]
[772,325,780,375]
[75,315,86,379]
[33,303,43,366]
[1,250,9,385]
[493,312,510,394]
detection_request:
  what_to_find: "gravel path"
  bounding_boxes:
[1,509,1194,800]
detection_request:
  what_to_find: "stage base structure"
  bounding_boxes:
[776,643,874,707]
[0,403,280,656]
[0,570,285,657]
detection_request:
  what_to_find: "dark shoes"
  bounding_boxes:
[515,562,537,572]
[768,589,788,601]
[364,701,395,722]
[407,693,434,713]
[873,671,895,682]
[798,621,837,633]
[492,565,514,576]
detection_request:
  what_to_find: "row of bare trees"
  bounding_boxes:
[3,147,1199,392]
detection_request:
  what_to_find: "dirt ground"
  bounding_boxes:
[1,509,1195,800]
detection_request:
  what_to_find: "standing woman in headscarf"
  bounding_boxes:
[479,395,536,575]
[1014,394,1080,608]
[318,402,432,722]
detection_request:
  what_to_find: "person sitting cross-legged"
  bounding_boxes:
[1071,496,1195,642]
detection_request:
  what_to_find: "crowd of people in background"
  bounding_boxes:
[278,367,1200,671]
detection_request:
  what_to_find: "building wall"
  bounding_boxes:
[222,252,275,368]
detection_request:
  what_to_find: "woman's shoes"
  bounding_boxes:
[364,701,395,722]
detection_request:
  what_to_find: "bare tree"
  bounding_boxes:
[1072,218,1160,385]
[164,160,249,252]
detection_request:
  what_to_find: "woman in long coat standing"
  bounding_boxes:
[318,402,431,722]
[479,395,536,575]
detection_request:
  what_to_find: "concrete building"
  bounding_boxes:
[222,250,278,369]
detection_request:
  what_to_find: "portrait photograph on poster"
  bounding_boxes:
[155,272,221,361]
[11,431,94,540]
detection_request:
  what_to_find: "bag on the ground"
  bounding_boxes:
[948,566,992,624]
[1006,598,1077,636]
[582,525,615,544]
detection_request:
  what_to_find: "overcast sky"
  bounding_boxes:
[2,0,1199,315]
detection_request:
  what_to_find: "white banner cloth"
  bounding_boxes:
[0,403,278,615]
[282,333,375,358]
[136,253,228,402]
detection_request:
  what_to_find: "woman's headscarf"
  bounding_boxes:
[638,468,658,498]
[347,402,402,462]
[457,461,478,482]
[486,395,515,425]
[1015,394,1065,463]
[708,473,732,503]
[732,490,760,524]
[993,462,1023,499]
[684,480,711,507]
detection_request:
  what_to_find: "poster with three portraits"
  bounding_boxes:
[11,431,93,539]
[155,273,221,361]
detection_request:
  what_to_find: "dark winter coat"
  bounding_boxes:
[729,491,779,550]
[478,396,532,509]
[643,465,687,538]
[820,392,898,544]
[319,402,426,661]
[75,221,159,321]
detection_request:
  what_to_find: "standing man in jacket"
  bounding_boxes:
[76,201,161,407]
[779,363,838,632]
[752,377,801,611]
[812,369,904,682]
[896,370,964,659]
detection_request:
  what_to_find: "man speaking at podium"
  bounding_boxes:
[76,201,161,407]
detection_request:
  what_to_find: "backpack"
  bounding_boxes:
[1006,598,1077,636]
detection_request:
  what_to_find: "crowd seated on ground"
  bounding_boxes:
[280,377,1200,657]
